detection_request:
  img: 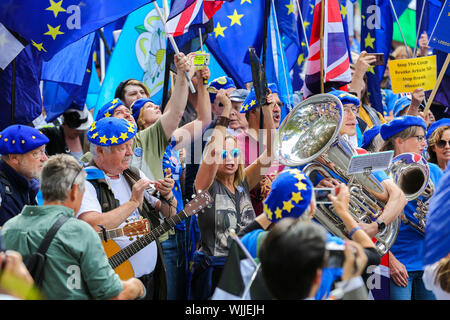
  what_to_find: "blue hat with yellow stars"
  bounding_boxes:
[0,125,49,155]
[131,98,155,123]
[87,117,136,146]
[263,168,314,224]
[239,83,279,113]
[380,115,427,140]
[328,89,360,107]
[361,125,381,150]
[208,76,236,103]
[393,96,411,117]
[95,98,125,121]
[426,118,450,140]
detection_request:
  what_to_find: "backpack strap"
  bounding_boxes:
[36,215,70,256]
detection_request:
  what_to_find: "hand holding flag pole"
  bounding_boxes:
[153,2,196,94]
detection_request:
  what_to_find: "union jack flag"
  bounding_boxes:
[166,0,224,37]
[302,0,351,97]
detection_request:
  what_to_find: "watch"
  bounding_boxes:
[375,219,386,232]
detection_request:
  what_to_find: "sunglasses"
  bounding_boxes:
[436,139,450,148]
[221,148,240,159]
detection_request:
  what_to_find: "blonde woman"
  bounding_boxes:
[426,119,450,171]
[190,89,276,300]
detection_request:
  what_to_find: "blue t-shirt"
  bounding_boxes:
[162,138,185,231]
[390,163,443,271]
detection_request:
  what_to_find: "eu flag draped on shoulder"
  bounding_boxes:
[360,0,393,114]
[206,0,265,88]
[302,0,352,97]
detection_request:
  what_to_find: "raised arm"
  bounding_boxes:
[160,52,195,140]
[194,90,231,193]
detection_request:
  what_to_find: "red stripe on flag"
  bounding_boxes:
[327,0,342,23]
[326,58,350,80]
[174,0,199,36]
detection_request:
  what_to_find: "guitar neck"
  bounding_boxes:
[108,210,189,269]
[98,227,123,241]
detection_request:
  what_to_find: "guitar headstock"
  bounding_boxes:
[184,190,214,216]
[122,218,151,237]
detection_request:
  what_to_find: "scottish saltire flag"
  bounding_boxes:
[0,0,156,61]
[206,0,265,88]
[94,1,167,118]
[0,23,27,70]
[360,0,393,113]
[0,46,42,130]
[302,0,352,97]
[41,33,95,122]
[166,0,224,37]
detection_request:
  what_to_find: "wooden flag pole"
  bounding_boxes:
[423,53,450,116]
[320,0,325,93]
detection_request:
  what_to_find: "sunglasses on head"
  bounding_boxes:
[436,139,450,148]
[221,148,240,159]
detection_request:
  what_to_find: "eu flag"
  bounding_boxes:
[360,0,393,113]
[205,0,265,88]
[0,0,155,62]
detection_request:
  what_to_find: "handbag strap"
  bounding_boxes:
[36,215,70,256]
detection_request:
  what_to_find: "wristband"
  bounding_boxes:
[216,116,230,127]
[348,226,362,239]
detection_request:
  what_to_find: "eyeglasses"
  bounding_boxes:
[412,135,426,143]
[343,105,359,115]
[436,139,450,148]
[70,165,84,188]
[30,148,47,159]
[221,148,240,159]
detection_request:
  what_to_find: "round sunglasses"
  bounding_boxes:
[221,148,240,159]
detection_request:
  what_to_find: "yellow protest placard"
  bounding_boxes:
[388,55,437,94]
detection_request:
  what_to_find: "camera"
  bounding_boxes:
[193,51,210,70]
[369,53,385,66]
[314,187,336,204]
[325,241,346,268]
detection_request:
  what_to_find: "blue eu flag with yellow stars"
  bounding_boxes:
[0,0,155,61]
[360,0,393,113]
[205,0,265,88]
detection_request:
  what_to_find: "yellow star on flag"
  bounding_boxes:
[119,132,128,141]
[31,40,47,52]
[99,135,108,144]
[282,200,295,213]
[241,0,251,4]
[45,0,66,18]
[295,181,307,191]
[291,192,303,204]
[274,207,283,219]
[364,33,376,49]
[367,65,375,75]
[44,24,64,40]
[214,22,227,38]
[340,4,347,20]
[303,21,310,28]
[285,1,295,15]
[227,9,244,26]
[297,53,304,66]
[109,136,119,144]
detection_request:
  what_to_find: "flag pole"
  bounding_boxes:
[388,0,411,58]
[413,0,427,58]
[423,53,450,116]
[319,0,325,93]
[153,3,196,94]
[295,0,309,55]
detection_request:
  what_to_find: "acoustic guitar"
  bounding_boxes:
[103,190,213,280]
[98,218,150,242]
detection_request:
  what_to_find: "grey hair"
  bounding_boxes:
[90,143,112,159]
[380,126,420,152]
[40,154,86,202]
[366,133,385,153]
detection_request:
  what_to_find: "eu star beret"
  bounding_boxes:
[208,76,236,103]
[392,96,411,117]
[87,117,136,146]
[95,98,125,121]
[380,115,427,140]
[361,125,381,150]
[328,89,360,107]
[263,168,313,223]
[0,125,49,155]
[131,98,155,123]
[239,83,279,113]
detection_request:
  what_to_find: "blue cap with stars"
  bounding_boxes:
[208,76,236,103]
[393,96,411,117]
[263,168,314,223]
[239,83,279,113]
[95,98,125,121]
[0,125,49,155]
[328,89,360,107]
[87,117,136,146]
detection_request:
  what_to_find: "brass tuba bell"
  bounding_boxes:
[275,93,400,256]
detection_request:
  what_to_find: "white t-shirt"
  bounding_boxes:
[77,168,159,278]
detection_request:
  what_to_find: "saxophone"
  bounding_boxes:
[274,93,400,256]
[388,153,434,234]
